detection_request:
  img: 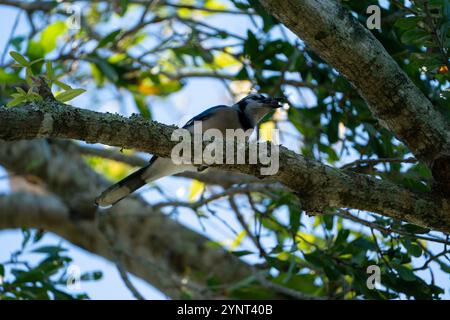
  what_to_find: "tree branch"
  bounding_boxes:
[73,144,267,187]
[0,101,449,233]
[258,0,450,192]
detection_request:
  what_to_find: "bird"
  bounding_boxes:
[95,93,283,208]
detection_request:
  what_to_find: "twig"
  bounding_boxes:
[252,269,324,300]
[97,215,145,300]
[114,259,146,300]
[413,249,450,271]
[229,195,267,258]
[334,209,450,245]
[163,2,250,15]
[153,184,279,211]
[341,157,417,170]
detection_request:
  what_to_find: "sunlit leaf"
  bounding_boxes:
[396,265,416,282]
[259,121,275,141]
[188,179,205,202]
[85,156,132,181]
[211,51,241,69]
[55,88,86,102]
[230,230,246,250]
[6,95,27,107]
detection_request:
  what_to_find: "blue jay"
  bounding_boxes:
[95,93,283,207]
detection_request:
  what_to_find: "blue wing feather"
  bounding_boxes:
[182,105,228,128]
[148,105,229,165]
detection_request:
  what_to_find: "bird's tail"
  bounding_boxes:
[95,165,149,208]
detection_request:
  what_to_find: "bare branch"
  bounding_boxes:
[1,101,449,233]
[98,214,146,300]
[341,157,418,170]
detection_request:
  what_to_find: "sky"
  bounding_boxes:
[0,1,448,300]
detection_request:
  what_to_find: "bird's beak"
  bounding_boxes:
[264,97,283,108]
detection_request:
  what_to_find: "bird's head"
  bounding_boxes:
[237,93,283,111]
[235,93,283,125]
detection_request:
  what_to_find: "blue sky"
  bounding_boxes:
[0,1,448,299]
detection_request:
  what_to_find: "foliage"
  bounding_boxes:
[6,51,85,107]
[0,0,449,300]
[0,229,102,300]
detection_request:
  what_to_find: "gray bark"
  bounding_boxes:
[0,103,449,232]
[259,0,450,192]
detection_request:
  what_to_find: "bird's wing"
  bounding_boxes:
[182,105,229,128]
[96,105,234,207]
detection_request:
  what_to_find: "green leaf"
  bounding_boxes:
[96,29,122,49]
[31,245,67,255]
[351,237,376,251]
[407,244,422,257]
[396,265,416,282]
[0,68,21,85]
[244,30,259,58]
[87,56,119,83]
[438,261,450,273]
[11,36,25,51]
[231,250,254,257]
[401,29,431,45]
[26,40,45,61]
[80,271,103,281]
[303,252,327,269]
[16,87,26,95]
[40,21,68,53]
[54,80,72,90]
[273,273,322,295]
[394,16,422,30]
[334,229,350,246]
[401,238,423,257]
[235,66,249,80]
[55,88,86,102]
[0,264,4,277]
[119,0,129,16]
[9,51,29,66]
[289,208,301,233]
[188,179,205,202]
[402,224,430,234]
[133,93,151,119]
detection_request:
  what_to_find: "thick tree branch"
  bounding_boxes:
[0,102,449,233]
[0,140,255,298]
[258,0,450,192]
